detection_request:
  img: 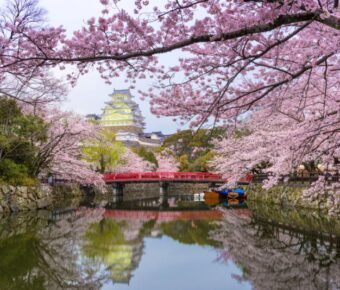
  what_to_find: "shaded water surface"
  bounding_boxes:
[0,195,339,290]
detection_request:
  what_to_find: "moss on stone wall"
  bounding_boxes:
[247,185,305,206]
[246,184,340,216]
[0,184,52,213]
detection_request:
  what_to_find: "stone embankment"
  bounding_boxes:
[0,184,53,213]
[0,183,90,213]
[247,184,340,216]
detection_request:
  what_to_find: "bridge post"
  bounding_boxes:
[112,182,124,197]
[159,182,169,196]
[159,195,169,209]
[209,182,217,190]
[111,195,123,204]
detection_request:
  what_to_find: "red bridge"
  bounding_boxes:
[102,172,238,183]
[103,172,253,196]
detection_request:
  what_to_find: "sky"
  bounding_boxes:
[2,0,183,134]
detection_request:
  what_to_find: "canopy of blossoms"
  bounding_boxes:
[0,0,339,191]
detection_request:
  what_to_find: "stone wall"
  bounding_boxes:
[167,183,212,194]
[124,182,211,193]
[0,183,90,213]
[52,184,85,197]
[246,185,305,206]
[247,184,340,216]
[109,182,212,200]
[0,184,53,213]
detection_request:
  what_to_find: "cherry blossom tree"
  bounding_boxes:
[0,0,65,105]
[23,105,104,186]
[0,0,339,190]
[210,107,340,213]
[155,151,179,172]
[211,108,339,186]
[115,149,155,172]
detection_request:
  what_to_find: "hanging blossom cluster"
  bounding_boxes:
[1,0,339,92]
[155,151,179,172]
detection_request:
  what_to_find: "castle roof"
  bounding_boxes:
[111,89,131,95]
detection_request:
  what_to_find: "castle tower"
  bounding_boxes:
[87,88,165,147]
[99,89,145,134]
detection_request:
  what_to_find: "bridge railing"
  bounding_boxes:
[103,172,224,182]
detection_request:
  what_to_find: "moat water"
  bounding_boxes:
[0,195,339,290]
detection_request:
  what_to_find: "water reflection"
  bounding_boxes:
[212,204,340,290]
[0,196,338,290]
[0,209,106,290]
[82,219,144,284]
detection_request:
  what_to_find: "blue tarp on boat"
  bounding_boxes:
[216,188,246,198]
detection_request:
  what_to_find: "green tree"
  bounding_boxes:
[161,128,225,172]
[131,146,158,167]
[0,97,47,184]
[82,128,125,173]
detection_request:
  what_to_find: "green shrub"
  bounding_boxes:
[0,159,38,186]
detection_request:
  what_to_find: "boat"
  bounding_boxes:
[203,191,221,206]
[222,198,247,208]
[215,187,246,199]
[204,191,220,199]
[193,192,205,202]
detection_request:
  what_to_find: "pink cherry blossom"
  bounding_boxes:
[155,151,179,172]
[115,149,155,172]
